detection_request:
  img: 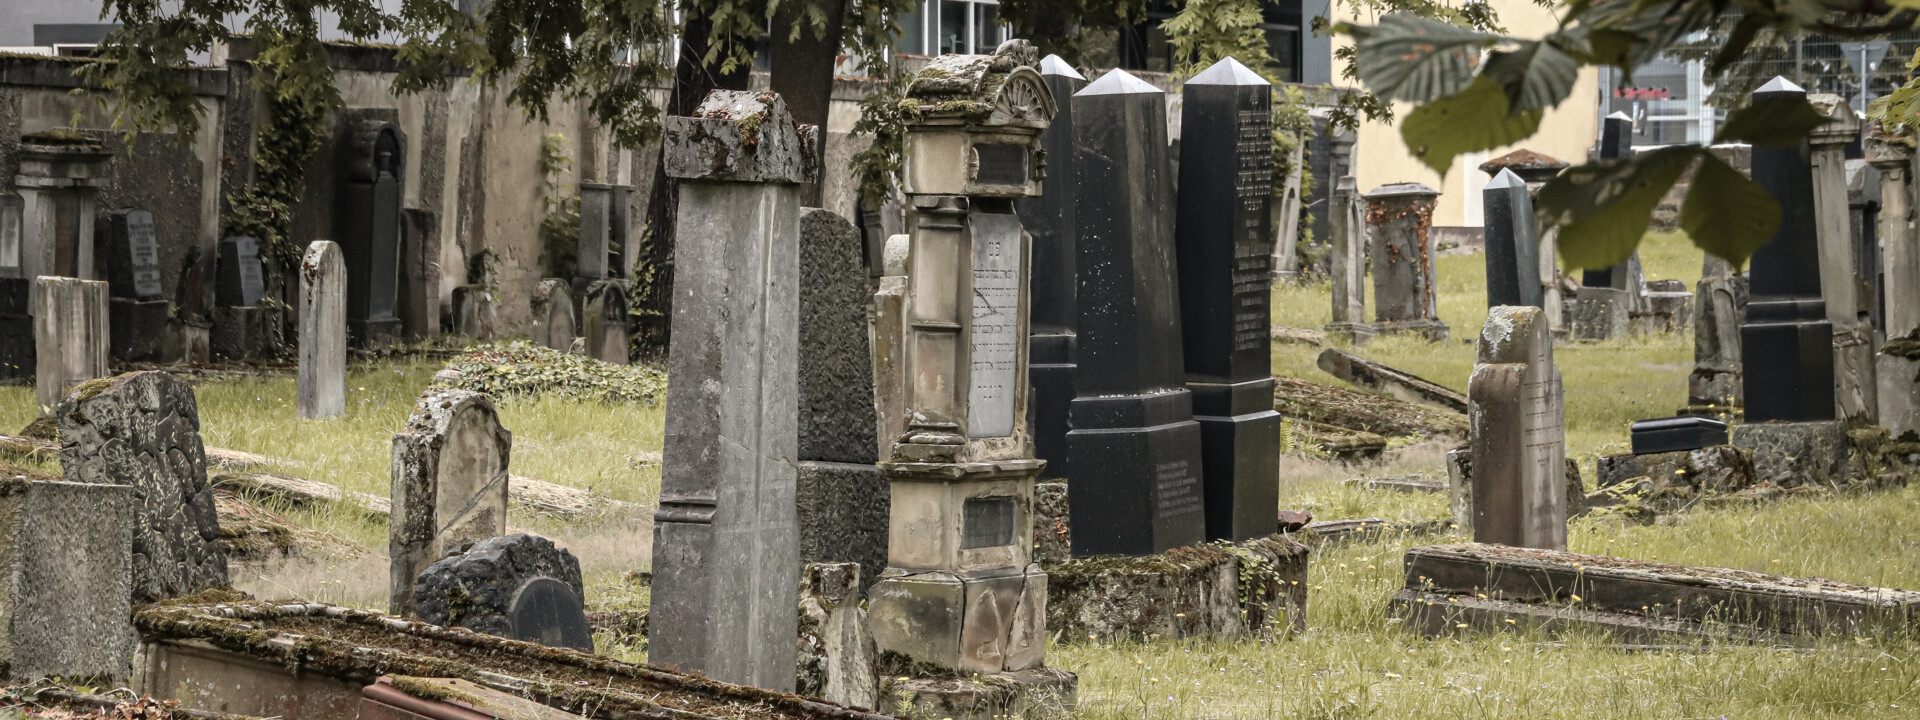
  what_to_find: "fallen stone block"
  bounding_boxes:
[1271,376,1467,441]
[1316,348,1468,413]
[1298,518,1450,548]
[1389,543,1920,643]
[1290,418,1387,460]
[1046,537,1308,642]
[880,668,1078,720]
[1349,475,1447,493]
[1590,445,1759,516]
[1733,421,1848,488]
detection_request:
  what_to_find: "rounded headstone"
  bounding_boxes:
[413,533,589,651]
[509,576,594,650]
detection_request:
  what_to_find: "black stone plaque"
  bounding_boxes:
[1020,55,1086,482]
[1174,57,1281,543]
[1742,78,1835,423]
[961,496,1017,549]
[508,576,595,651]
[974,143,1029,187]
[1630,416,1728,454]
[1066,69,1206,557]
[1483,170,1543,309]
[217,236,265,307]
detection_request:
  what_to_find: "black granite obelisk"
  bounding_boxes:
[1174,57,1281,543]
[1067,69,1206,557]
[1742,78,1835,422]
[1021,55,1087,482]
[338,120,405,347]
[1582,112,1635,289]
[1483,169,1543,308]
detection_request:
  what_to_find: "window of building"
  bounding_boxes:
[895,0,1007,56]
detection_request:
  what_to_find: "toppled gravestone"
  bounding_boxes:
[59,371,229,603]
[1269,376,1467,441]
[415,533,593,652]
[1591,445,1762,517]
[1316,348,1468,413]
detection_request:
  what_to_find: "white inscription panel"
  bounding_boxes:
[967,212,1023,438]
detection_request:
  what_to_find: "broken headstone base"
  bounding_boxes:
[866,565,1048,675]
[1365,318,1450,343]
[109,297,169,362]
[1045,535,1308,643]
[1569,287,1630,342]
[879,668,1078,720]
[1322,321,1375,346]
[796,562,877,710]
[1389,590,1799,647]
[1589,445,1758,518]
[1731,421,1848,488]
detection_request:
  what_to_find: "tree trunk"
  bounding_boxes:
[631,12,756,359]
[768,0,848,208]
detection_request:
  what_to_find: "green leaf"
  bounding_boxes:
[1708,13,1769,77]
[1352,14,1492,103]
[1400,76,1543,177]
[1537,146,1700,270]
[1680,154,1781,268]
[1714,94,1829,147]
[1482,39,1579,113]
[1580,0,1712,73]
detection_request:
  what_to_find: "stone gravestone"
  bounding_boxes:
[1174,57,1281,543]
[867,43,1068,702]
[414,533,592,651]
[1871,126,1920,436]
[59,371,230,602]
[101,209,168,361]
[530,279,576,351]
[1572,115,1640,341]
[1481,169,1542,309]
[578,183,613,282]
[1020,54,1086,482]
[212,236,272,361]
[399,208,441,341]
[1363,183,1450,342]
[338,119,405,347]
[389,388,512,616]
[1465,306,1566,549]
[1479,150,1570,333]
[33,277,109,412]
[795,208,887,592]
[0,477,136,682]
[298,241,346,420]
[871,234,909,457]
[1687,257,1747,418]
[649,89,814,691]
[581,280,628,365]
[1068,68,1207,556]
[1324,176,1369,343]
[1733,78,1847,487]
[1808,94,1876,425]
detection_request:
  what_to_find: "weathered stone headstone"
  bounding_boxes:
[212,236,271,361]
[1871,127,1920,436]
[1465,306,1565,549]
[216,236,266,308]
[1687,261,1746,416]
[578,183,613,281]
[1363,183,1449,341]
[530,279,576,351]
[100,209,168,362]
[795,209,887,590]
[33,277,108,412]
[338,119,405,347]
[1067,68,1206,556]
[59,371,229,602]
[650,89,813,691]
[298,241,346,420]
[451,284,496,340]
[1482,169,1542,309]
[581,279,627,365]
[0,477,136,682]
[872,234,909,457]
[796,562,877,708]
[389,388,512,616]
[1734,78,1846,484]
[414,533,592,652]
[399,208,441,341]
[1021,54,1086,482]
[1325,176,1370,343]
[1808,94,1876,424]
[1174,57,1281,542]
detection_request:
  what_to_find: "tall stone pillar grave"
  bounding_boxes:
[1572,115,1640,341]
[1872,126,1920,436]
[649,89,815,691]
[337,120,405,347]
[1808,94,1876,424]
[1020,54,1087,482]
[1324,176,1371,343]
[389,388,512,616]
[1364,183,1449,341]
[1466,306,1566,549]
[33,277,108,412]
[1479,150,1570,333]
[1174,57,1281,542]
[1482,169,1542,309]
[298,241,346,419]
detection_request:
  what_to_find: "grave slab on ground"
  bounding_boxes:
[1315,348,1467,413]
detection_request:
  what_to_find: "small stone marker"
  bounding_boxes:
[650,89,814,691]
[32,277,109,412]
[0,477,136,682]
[213,236,271,361]
[581,280,627,365]
[414,533,592,652]
[299,241,346,420]
[1174,56,1281,542]
[59,371,229,602]
[1630,416,1728,454]
[1687,262,1746,416]
[1324,176,1369,342]
[1020,54,1087,481]
[1481,169,1542,309]
[1466,306,1566,549]
[530,279,576,351]
[389,388,512,616]
[1363,183,1449,341]
[1067,67,1206,556]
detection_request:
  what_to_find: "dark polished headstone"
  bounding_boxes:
[1022,55,1086,482]
[216,236,265,307]
[1742,78,1835,423]
[508,576,595,651]
[1483,169,1543,308]
[337,119,405,347]
[1067,69,1206,557]
[1175,57,1281,543]
[1582,113,1635,288]
[1630,416,1728,454]
[102,209,164,300]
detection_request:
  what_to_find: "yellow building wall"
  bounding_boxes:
[1331,0,1602,228]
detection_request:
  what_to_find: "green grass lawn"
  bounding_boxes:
[4,230,1915,717]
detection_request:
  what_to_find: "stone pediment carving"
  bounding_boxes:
[904,40,1056,130]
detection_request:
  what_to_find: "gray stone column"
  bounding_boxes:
[648,90,815,692]
[1363,183,1449,341]
[1465,306,1566,549]
[1871,126,1920,435]
[32,277,108,412]
[298,241,346,420]
[1809,94,1876,424]
[1324,176,1369,343]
